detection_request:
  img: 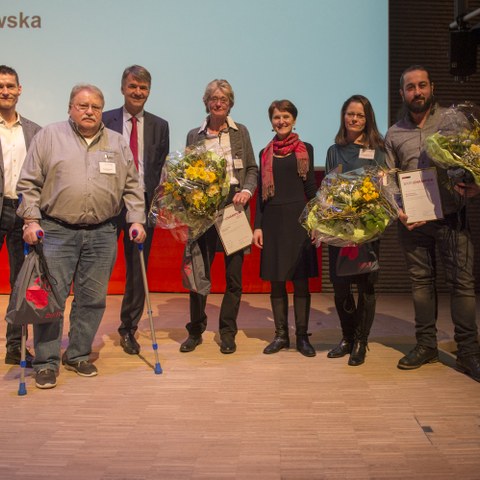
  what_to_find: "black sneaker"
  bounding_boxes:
[397,345,439,370]
[35,369,57,389]
[63,360,98,377]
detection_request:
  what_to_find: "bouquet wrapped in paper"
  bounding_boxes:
[301,166,398,247]
[149,143,230,242]
[425,102,480,186]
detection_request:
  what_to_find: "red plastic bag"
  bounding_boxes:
[336,243,379,277]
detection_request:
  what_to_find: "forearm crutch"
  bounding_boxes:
[133,230,162,374]
[18,230,44,396]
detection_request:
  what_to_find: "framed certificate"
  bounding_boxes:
[214,204,253,255]
[398,168,443,223]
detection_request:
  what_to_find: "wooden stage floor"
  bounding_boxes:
[1,293,479,480]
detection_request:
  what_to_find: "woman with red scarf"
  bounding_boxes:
[253,100,318,357]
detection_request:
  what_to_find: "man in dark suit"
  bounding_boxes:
[103,65,169,355]
[0,65,41,367]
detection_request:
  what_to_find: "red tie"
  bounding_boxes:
[130,116,139,169]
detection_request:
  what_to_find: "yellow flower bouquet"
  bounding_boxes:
[149,143,230,241]
[301,166,398,247]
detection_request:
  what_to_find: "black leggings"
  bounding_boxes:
[271,279,309,298]
[333,274,375,300]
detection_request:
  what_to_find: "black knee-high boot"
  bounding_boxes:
[294,294,316,357]
[327,291,357,358]
[263,296,290,354]
[348,293,376,366]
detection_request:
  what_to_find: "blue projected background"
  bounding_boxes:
[2,0,388,164]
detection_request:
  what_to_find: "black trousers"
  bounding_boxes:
[186,224,244,339]
[116,206,154,335]
[1,201,27,349]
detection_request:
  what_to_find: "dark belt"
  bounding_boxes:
[42,213,114,230]
[2,197,19,208]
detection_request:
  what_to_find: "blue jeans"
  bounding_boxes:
[398,219,479,356]
[32,219,117,372]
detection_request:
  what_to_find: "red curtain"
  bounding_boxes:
[0,171,324,294]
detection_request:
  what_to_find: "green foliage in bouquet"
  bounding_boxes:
[425,111,480,186]
[149,144,230,241]
[301,166,398,247]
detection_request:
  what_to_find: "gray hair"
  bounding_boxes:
[121,65,152,87]
[68,84,105,109]
[202,79,234,113]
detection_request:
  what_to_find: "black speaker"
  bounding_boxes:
[449,29,477,77]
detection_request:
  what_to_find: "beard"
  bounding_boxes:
[405,93,434,114]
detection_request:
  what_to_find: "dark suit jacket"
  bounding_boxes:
[0,115,41,217]
[102,107,169,207]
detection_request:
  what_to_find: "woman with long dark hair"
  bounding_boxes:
[326,94,386,366]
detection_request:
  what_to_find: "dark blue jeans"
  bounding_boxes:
[398,220,479,356]
[32,219,117,372]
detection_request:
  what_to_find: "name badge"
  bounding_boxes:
[359,148,375,160]
[233,157,243,169]
[99,162,116,174]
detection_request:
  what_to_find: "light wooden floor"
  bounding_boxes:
[1,292,479,480]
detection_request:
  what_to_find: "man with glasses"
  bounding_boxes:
[0,65,41,368]
[103,65,169,356]
[17,84,146,389]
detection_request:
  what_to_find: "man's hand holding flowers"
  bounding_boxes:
[425,102,480,192]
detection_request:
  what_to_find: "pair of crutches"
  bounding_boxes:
[17,231,162,396]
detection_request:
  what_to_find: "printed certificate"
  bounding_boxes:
[398,168,443,223]
[214,204,253,255]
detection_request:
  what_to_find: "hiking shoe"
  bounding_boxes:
[63,360,98,377]
[397,345,439,370]
[456,354,480,383]
[35,369,57,389]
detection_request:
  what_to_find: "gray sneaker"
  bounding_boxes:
[63,360,98,377]
[35,369,57,389]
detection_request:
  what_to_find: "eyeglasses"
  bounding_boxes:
[73,103,103,114]
[209,96,229,105]
[345,112,366,120]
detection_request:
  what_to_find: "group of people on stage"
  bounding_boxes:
[1,63,479,390]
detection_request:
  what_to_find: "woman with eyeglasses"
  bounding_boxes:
[253,99,318,357]
[325,94,386,366]
[179,79,258,355]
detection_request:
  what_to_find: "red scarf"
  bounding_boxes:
[260,132,309,201]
